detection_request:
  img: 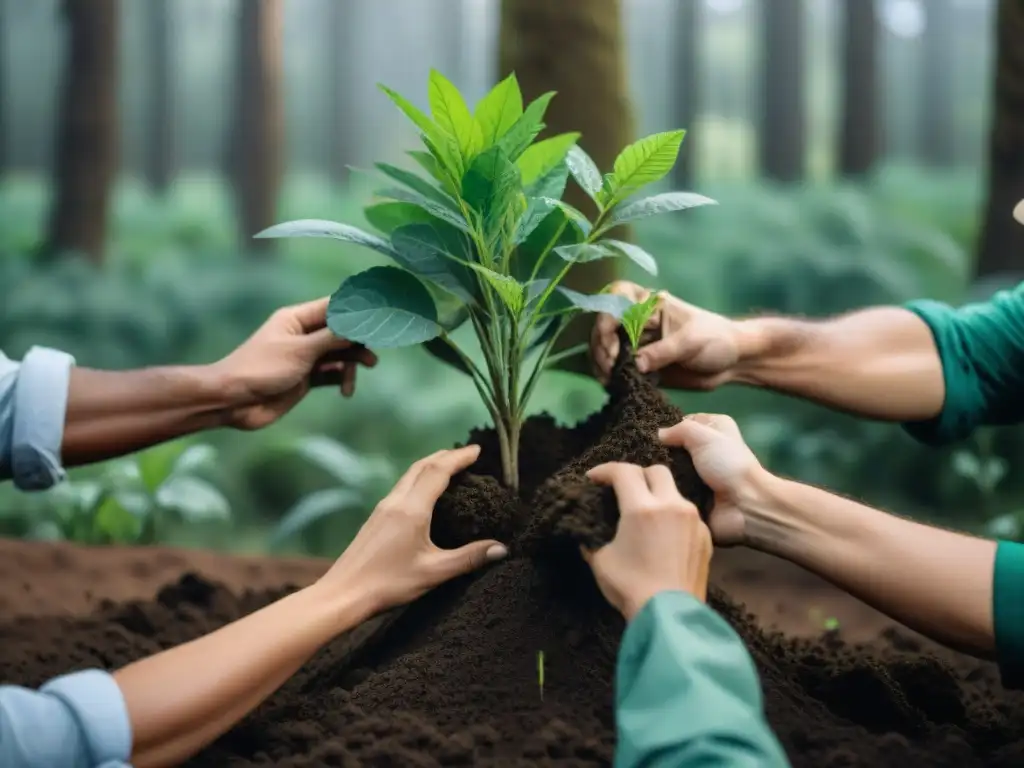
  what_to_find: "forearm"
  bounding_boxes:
[61,365,243,467]
[730,307,946,422]
[116,582,372,768]
[742,471,996,657]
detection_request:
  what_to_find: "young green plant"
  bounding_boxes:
[257,70,716,490]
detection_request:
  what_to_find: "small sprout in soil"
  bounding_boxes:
[621,293,660,351]
[256,70,717,491]
[823,616,840,632]
[537,650,545,701]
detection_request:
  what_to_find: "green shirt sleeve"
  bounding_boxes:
[614,590,790,768]
[993,540,1024,690]
[902,284,1024,445]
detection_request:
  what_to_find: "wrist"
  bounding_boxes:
[728,318,773,383]
[733,469,809,556]
[303,580,377,630]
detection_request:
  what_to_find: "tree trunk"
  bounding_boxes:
[145,0,174,194]
[672,0,700,188]
[838,0,878,177]
[975,0,1024,279]
[759,0,806,182]
[227,0,284,256]
[499,0,634,372]
[44,0,119,264]
[920,0,957,166]
[327,0,356,185]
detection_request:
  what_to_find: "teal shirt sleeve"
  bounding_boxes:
[0,346,75,490]
[614,590,790,768]
[902,285,1024,444]
[993,540,1024,690]
[0,669,133,767]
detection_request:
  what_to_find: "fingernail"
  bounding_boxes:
[486,544,508,562]
[657,428,667,440]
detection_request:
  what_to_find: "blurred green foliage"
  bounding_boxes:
[2,165,1021,556]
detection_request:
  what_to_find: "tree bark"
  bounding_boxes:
[838,0,879,177]
[44,0,119,264]
[975,0,1024,279]
[672,0,700,188]
[227,0,284,256]
[327,0,356,185]
[920,0,957,166]
[145,0,174,194]
[759,0,806,182]
[499,0,634,372]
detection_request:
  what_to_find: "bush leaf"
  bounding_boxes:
[254,219,399,257]
[155,476,232,522]
[526,161,570,201]
[518,133,580,185]
[528,280,634,319]
[376,187,472,232]
[328,266,442,348]
[496,91,556,161]
[271,488,362,549]
[461,146,522,239]
[566,145,604,202]
[374,162,459,211]
[609,130,686,200]
[605,191,718,228]
[622,294,660,349]
[474,73,524,145]
[469,264,525,314]
[364,202,436,235]
[428,69,481,160]
[391,224,478,303]
[601,239,659,276]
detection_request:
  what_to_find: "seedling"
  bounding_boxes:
[537,650,545,701]
[257,70,716,490]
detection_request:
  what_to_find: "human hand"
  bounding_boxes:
[591,281,743,390]
[212,297,378,430]
[320,446,508,616]
[582,462,713,619]
[658,414,766,547]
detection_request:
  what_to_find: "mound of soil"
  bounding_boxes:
[4,358,1024,766]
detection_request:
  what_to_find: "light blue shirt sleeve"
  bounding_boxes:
[0,346,75,491]
[0,669,133,767]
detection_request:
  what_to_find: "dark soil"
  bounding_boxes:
[4,358,1024,766]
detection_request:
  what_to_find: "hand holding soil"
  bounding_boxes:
[582,462,713,615]
[591,281,743,390]
[320,445,509,616]
[659,413,765,547]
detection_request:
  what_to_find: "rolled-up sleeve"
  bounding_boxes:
[0,669,133,768]
[0,346,75,490]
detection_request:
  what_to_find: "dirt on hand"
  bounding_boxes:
[2,357,1024,767]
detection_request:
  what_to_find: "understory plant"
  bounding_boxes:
[258,71,716,490]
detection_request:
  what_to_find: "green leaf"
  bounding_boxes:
[374,162,459,211]
[156,477,232,522]
[605,191,718,228]
[94,496,143,543]
[527,315,564,352]
[512,206,586,281]
[391,224,478,303]
[496,91,556,161]
[601,239,659,276]
[364,202,436,235]
[428,69,481,160]
[378,83,447,150]
[553,242,612,265]
[515,197,557,244]
[550,199,592,236]
[254,219,398,257]
[376,187,472,232]
[408,150,445,182]
[622,294,660,350]
[565,145,604,202]
[469,264,525,314]
[423,336,472,376]
[271,489,362,549]
[527,280,634,319]
[328,266,442,348]
[608,130,686,201]
[292,435,391,486]
[474,72,524,145]
[461,146,522,239]
[517,132,580,185]
[172,444,218,476]
[526,161,570,200]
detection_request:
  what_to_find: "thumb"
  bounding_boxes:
[635,333,697,374]
[430,540,509,582]
[658,418,722,452]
